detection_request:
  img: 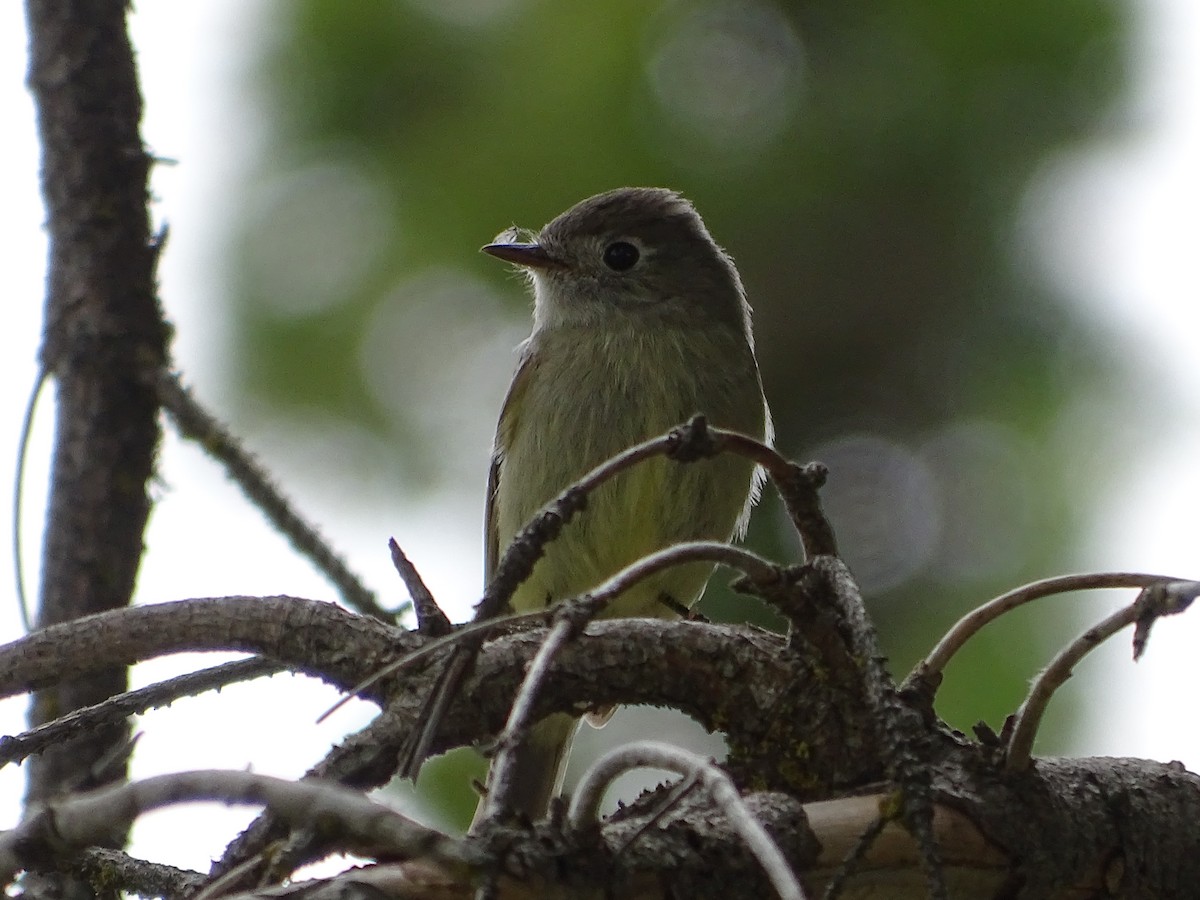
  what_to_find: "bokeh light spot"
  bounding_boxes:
[812,434,940,596]
[404,0,523,29]
[919,420,1034,584]
[644,0,804,161]
[358,268,527,484]
[243,159,394,318]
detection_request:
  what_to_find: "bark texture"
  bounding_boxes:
[24,0,165,849]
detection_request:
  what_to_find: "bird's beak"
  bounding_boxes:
[481,241,564,270]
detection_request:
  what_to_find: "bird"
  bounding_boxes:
[479,186,770,820]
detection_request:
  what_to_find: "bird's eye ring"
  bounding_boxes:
[602,241,640,271]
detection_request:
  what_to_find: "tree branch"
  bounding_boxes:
[0,598,879,797]
[25,0,167,822]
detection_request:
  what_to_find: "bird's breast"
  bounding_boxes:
[494,324,764,614]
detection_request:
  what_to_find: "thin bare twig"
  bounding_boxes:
[578,540,781,597]
[192,851,277,900]
[12,368,48,635]
[477,603,602,823]
[479,540,781,822]
[904,572,1187,697]
[612,772,703,855]
[820,813,888,900]
[1005,579,1199,772]
[389,538,450,637]
[568,742,807,900]
[0,657,282,766]
[158,371,395,623]
[316,607,547,724]
[715,433,837,560]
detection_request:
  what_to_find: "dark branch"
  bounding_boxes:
[25,0,167,848]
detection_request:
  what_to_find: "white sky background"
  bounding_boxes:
[0,0,1197,874]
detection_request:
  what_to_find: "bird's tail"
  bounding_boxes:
[472,712,577,828]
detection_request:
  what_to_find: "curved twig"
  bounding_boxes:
[479,541,780,821]
[587,540,781,600]
[715,432,837,559]
[12,368,48,634]
[1005,579,1199,772]
[568,742,807,900]
[904,572,1187,697]
[478,611,590,824]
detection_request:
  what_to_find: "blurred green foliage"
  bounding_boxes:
[223,0,1131,786]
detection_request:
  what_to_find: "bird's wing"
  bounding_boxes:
[485,342,538,583]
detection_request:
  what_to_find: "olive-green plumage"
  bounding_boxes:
[481,187,770,821]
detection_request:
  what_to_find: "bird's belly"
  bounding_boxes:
[496,340,758,617]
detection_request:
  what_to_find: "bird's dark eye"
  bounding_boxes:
[602,241,640,271]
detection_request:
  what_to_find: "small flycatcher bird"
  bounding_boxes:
[481,186,770,819]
